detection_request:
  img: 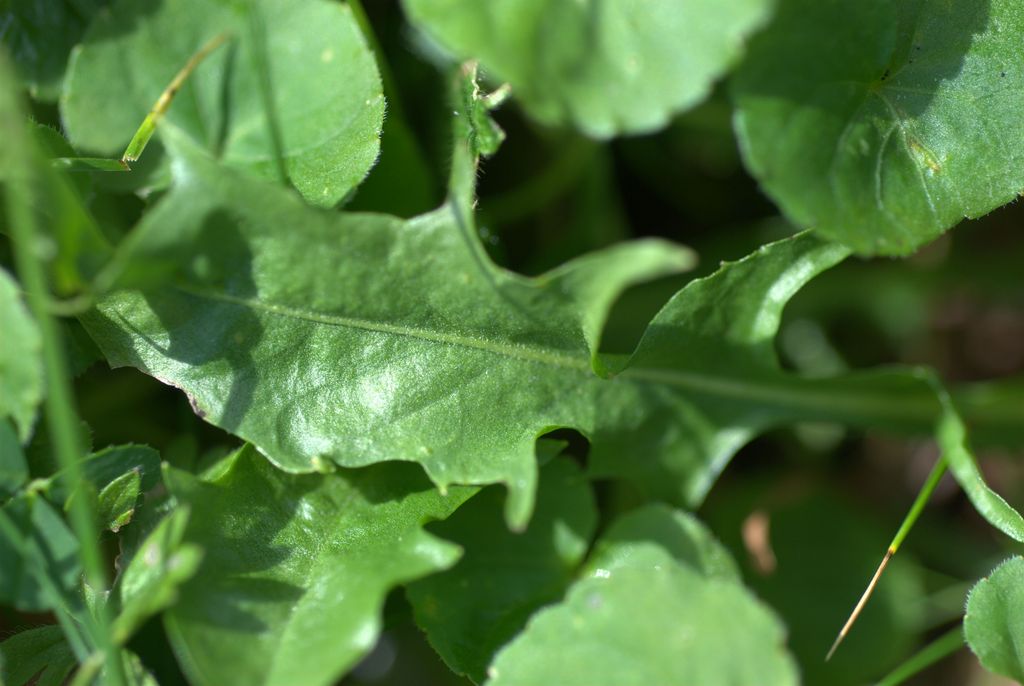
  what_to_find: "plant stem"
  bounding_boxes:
[5,116,127,686]
[826,457,948,661]
[874,625,964,686]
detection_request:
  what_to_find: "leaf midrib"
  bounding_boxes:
[176,284,591,371]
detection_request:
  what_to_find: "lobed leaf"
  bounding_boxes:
[733,0,1024,255]
[61,0,384,206]
[81,131,696,527]
[80,135,1024,544]
[964,556,1024,683]
[485,505,798,686]
[162,445,476,686]
[403,0,774,138]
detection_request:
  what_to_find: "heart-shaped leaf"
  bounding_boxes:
[733,0,1024,254]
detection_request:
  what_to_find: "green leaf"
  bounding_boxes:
[96,468,142,532]
[163,445,476,686]
[705,487,926,686]
[486,505,797,686]
[0,266,42,442]
[0,420,28,500]
[933,382,1024,543]
[77,131,1024,541]
[732,0,1024,255]
[47,444,162,517]
[584,504,741,582]
[0,625,76,686]
[407,456,597,681]
[0,91,113,300]
[403,0,774,138]
[964,556,1024,683]
[0,0,110,101]
[61,0,384,206]
[81,133,695,526]
[114,506,202,644]
[0,491,80,612]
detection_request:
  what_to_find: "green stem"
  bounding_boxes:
[875,626,964,686]
[6,129,127,686]
[0,508,90,659]
[826,456,947,661]
[891,457,948,553]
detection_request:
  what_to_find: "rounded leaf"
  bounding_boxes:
[733,0,1024,254]
[404,0,774,138]
[965,556,1024,683]
[61,0,384,206]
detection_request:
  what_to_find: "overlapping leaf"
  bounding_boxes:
[80,129,695,527]
[162,445,476,686]
[0,267,42,441]
[0,57,112,301]
[0,421,28,500]
[0,625,76,686]
[0,490,80,612]
[733,0,1024,254]
[407,454,597,681]
[404,0,774,138]
[113,506,201,644]
[61,0,384,206]
[964,556,1024,683]
[0,0,110,101]
[80,129,1024,544]
[486,505,797,685]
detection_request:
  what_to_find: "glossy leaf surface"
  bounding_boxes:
[404,0,773,138]
[163,445,475,686]
[407,456,597,681]
[61,0,384,206]
[486,505,797,686]
[81,133,695,526]
[80,131,1024,541]
[733,0,1024,254]
[964,556,1024,683]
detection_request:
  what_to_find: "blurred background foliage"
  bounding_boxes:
[3,0,1024,684]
